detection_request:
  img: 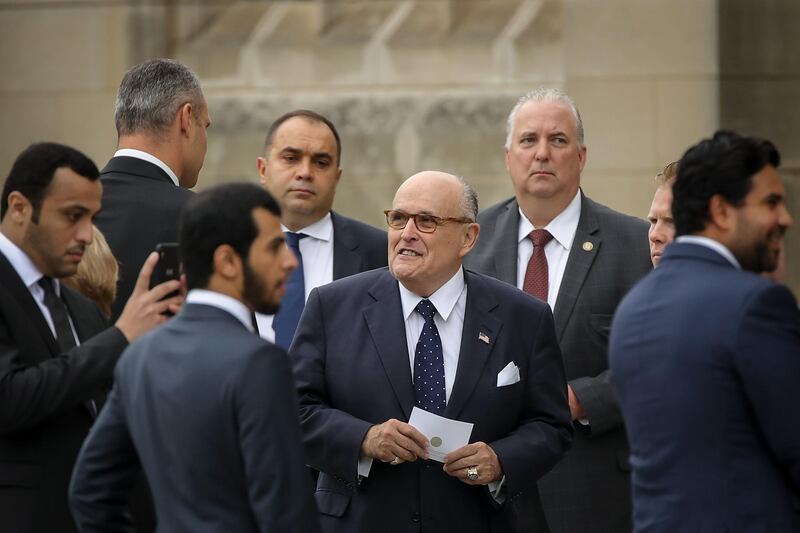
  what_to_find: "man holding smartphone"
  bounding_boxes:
[0,142,182,533]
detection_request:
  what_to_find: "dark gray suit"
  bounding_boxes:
[465,192,651,533]
[69,303,320,533]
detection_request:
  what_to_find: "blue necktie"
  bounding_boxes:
[413,299,446,415]
[274,232,307,349]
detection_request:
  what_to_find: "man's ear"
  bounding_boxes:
[256,157,268,186]
[459,222,481,258]
[4,191,33,225]
[212,244,242,281]
[708,194,736,232]
[178,102,195,138]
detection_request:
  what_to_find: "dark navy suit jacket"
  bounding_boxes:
[69,303,320,533]
[291,267,573,533]
[610,242,800,532]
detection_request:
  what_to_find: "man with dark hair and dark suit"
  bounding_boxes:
[70,183,321,533]
[464,87,652,533]
[610,130,799,532]
[291,170,572,532]
[0,142,182,532]
[95,58,211,321]
[255,109,387,348]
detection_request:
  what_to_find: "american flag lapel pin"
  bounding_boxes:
[478,331,490,344]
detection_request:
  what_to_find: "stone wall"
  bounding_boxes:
[0,0,796,293]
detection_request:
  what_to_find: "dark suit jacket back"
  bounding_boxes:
[0,252,128,532]
[610,242,800,532]
[94,156,194,320]
[70,303,320,533]
[465,192,652,533]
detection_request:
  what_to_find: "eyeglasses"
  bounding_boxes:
[383,210,473,233]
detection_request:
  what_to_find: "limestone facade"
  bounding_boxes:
[0,0,796,292]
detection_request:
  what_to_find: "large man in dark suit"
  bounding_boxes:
[70,183,320,533]
[95,58,210,321]
[292,171,573,532]
[464,88,652,533]
[0,142,182,532]
[610,131,800,532]
[256,110,386,348]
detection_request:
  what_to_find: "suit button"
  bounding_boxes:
[411,512,420,523]
[423,462,431,469]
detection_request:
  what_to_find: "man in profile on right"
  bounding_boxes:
[610,130,800,532]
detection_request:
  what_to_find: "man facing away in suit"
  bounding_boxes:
[0,142,182,533]
[95,58,211,321]
[464,87,652,533]
[70,183,321,533]
[255,109,387,348]
[291,170,573,533]
[610,130,799,532]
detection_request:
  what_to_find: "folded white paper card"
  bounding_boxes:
[496,361,521,387]
[408,406,474,463]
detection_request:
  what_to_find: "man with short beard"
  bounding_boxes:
[610,130,800,532]
[0,142,182,532]
[70,183,320,533]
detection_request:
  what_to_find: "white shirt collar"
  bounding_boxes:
[185,289,254,332]
[398,268,465,322]
[114,148,180,187]
[0,229,52,291]
[517,190,582,251]
[281,212,332,242]
[675,235,741,269]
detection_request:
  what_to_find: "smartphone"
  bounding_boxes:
[149,242,181,290]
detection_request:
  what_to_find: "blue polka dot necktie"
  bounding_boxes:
[413,299,446,415]
[274,232,307,349]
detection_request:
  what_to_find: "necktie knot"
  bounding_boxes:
[415,299,437,321]
[38,276,56,295]
[285,232,307,249]
[528,229,553,248]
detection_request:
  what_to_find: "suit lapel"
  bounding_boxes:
[363,272,415,419]
[445,271,502,420]
[553,193,600,340]
[0,252,61,356]
[491,202,520,285]
[331,212,363,280]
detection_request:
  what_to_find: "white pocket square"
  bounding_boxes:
[496,361,521,387]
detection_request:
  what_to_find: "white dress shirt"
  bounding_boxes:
[516,191,582,309]
[675,235,741,269]
[185,289,255,332]
[114,148,180,187]
[255,213,335,342]
[398,268,466,402]
[0,230,80,343]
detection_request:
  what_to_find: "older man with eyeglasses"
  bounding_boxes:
[289,170,573,533]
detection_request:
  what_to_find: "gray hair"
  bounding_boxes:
[114,58,203,136]
[456,175,479,221]
[504,87,584,149]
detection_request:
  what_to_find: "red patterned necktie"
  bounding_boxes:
[523,229,554,302]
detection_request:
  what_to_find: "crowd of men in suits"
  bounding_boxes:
[0,57,797,533]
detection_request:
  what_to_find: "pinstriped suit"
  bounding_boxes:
[464,191,652,533]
